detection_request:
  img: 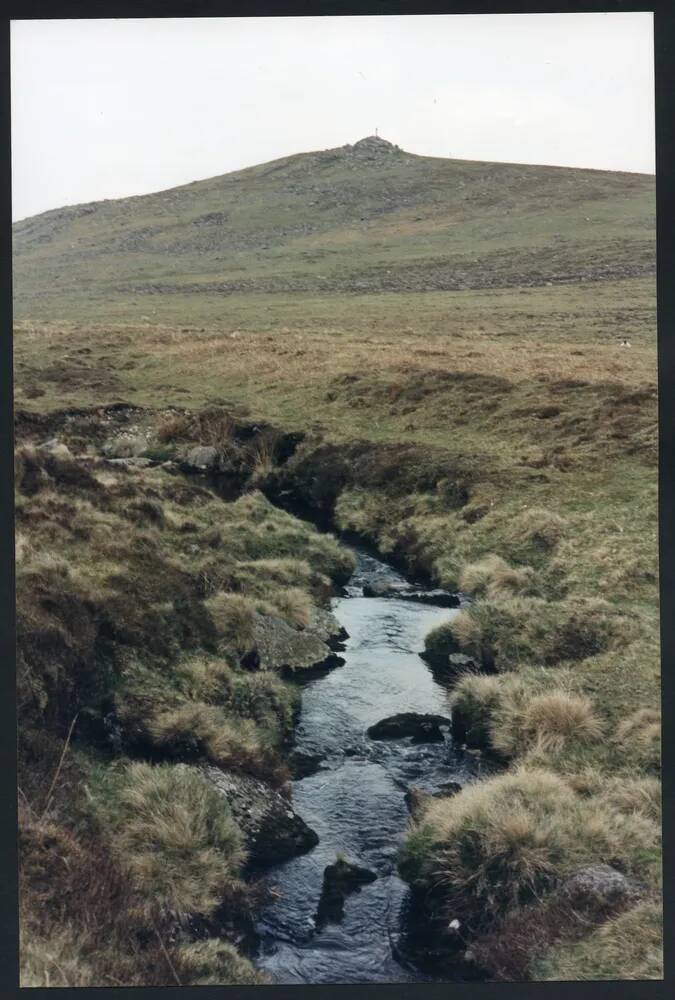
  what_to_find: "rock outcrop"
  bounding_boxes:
[315,857,378,928]
[204,766,319,867]
[367,712,451,743]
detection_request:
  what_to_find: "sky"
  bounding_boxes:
[10,13,655,222]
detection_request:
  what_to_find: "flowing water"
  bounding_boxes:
[253,548,487,984]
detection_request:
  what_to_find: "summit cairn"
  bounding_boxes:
[344,135,402,164]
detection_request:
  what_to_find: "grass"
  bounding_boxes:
[399,767,659,936]
[531,900,663,981]
[14,436,352,985]
[93,761,245,919]
[452,674,604,758]
[13,140,658,982]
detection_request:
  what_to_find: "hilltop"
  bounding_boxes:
[12,136,655,324]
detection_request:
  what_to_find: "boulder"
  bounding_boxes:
[403,589,460,609]
[404,787,432,818]
[362,579,407,598]
[306,606,348,648]
[558,864,643,917]
[102,434,147,459]
[287,750,326,780]
[315,857,377,928]
[204,765,319,867]
[429,652,481,686]
[39,439,71,458]
[252,613,340,673]
[434,780,463,798]
[184,445,219,470]
[367,712,451,743]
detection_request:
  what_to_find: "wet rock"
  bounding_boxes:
[362,579,407,598]
[184,444,219,470]
[287,750,326,780]
[204,765,319,867]
[404,787,432,818]
[557,864,643,917]
[315,857,377,928]
[434,780,462,798]
[452,704,491,750]
[367,712,451,743]
[252,613,338,673]
[429,651,480,685]
[403,589,460,609]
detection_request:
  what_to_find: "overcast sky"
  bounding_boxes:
[11,13,655,222]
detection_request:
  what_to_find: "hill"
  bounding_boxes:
[12,135,655,325]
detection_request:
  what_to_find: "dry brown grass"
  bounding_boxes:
[271,586,313,627]
[400,767,659,935]
[532,899,663,981]
[452,674,604,759]
[101,762,245,919]
[613,708,661,771]
[459,553,535,598]
[492,689,604,757]
[204,591,256,653]
[145,703,284,781]
[173,939,269,986]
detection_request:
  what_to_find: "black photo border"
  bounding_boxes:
[0,2,672,998]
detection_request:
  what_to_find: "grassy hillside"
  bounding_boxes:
[13,137,660,984]
[13,135,654,324]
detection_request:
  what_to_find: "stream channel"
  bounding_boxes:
[252,546,488,984]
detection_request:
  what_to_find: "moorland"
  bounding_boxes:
[13,136,660,984]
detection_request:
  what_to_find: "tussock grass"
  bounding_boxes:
[505,508,566,552]
[491,689,604,757]
[400,768,658,935]
[146,703,284,781]
[445,595,633,671]
[271,586,313,627]
[460,554,534,598]
[531,900,663,981]
[204,592,256,654]
[173,939,268,986]
[98,762,245,919]
[614,708,661,772]
[451,673,604,758]
[19,801,175,987]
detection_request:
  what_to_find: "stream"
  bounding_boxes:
[253,547,488,984]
